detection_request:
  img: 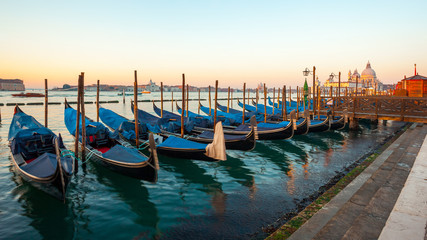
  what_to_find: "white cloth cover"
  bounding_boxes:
[205,121,227,161]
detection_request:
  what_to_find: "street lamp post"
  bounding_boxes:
[303,66,316,116]
[329,71,341,97]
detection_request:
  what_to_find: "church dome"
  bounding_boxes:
[352,69,360,78]
[361,61,376,79]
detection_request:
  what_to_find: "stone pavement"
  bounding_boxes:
[288,123,427,240]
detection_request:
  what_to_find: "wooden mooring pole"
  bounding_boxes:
[296,86,299,119]
[44,79,48,127]
[171,91,174,112]
[181,74,185,138]
[282,85,287,121]
[134,71,139,147]
[160,82,163,118]
[242,83,246,124]
[80,72,86,163]
[96,80,100,122]
[74,74,82,168]
[227,86,230,113]
[264,84,267,123]
[208,85,211,116]
[186,84,189,117]
[198,89,200,115]
[123,89,125,103]
[214,80,218,132]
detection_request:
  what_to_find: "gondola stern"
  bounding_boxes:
[148,133,159,171]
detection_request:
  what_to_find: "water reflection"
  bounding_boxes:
[253,142,291,173]
[160,157,226,216]
[90,163,160,237]
[9,164,76,240]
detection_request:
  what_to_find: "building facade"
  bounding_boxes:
[324,61,383,92]
[0,79,25,91]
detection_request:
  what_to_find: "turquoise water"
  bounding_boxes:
[0,91,405,239]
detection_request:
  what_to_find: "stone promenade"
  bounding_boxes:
[287,123,427,240]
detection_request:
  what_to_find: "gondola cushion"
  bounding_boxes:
[20,152,57,178]
[158,136,207,150]
[102,145,148,163]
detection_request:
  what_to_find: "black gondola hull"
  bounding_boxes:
[308,117,331,133]
[189,129,256,151]
[156,147,218,162]
[11,153,72,201]
[330,117,346,130]
[86,146,158,182]
[294,118,309,135]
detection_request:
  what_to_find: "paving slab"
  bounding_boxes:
[287,124,427,240]
[379,128,427,240]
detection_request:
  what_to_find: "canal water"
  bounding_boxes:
[0,91,405,239]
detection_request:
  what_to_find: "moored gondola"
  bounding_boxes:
[99,107,227,161]
[64,99,159,181]
[8,105,74,201]
[193,109,296,141]
[135,102,256,151]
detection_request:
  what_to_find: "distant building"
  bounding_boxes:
[0,78,25,91]
[142,79,160,92]
[324,61,383,93]
[395,65,427,97]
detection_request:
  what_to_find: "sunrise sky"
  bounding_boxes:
[1,0,426,89]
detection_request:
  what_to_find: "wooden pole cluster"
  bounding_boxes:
[181,74,185,138]
[134,71,139,147]
[44,79,48,127]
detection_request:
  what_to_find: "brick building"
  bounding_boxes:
[0,79,25,91]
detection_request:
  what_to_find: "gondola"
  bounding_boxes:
[64,99,158,181]
[193,107,296,141]
[174,104,257,150]
[308,111,332,132]
[8,105,74,201]
[136,102,256,151]
[218,101,309,135]
[312,110,347,131]
[99,107,227,161]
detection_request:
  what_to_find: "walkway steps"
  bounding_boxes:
[288,123,427,240]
